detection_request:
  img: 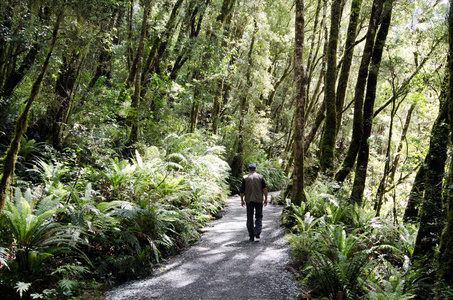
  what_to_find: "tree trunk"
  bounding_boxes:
[335,0,363,136]
[217,0,236,25]
[412,100,449,261]
[403,160,426,223]
[51,50,81,150]
[319,0,343,176]
[0,5,52,137]
[266,56,293,108]
[170,0,211,80]
[388,103,415,186]
[438,204,453,286]
[350,0,393,205]
[212,79,224,135]
[374,96,397,216]
[142,0,184,79]
[304,101,325,153]
[0,5,51,100]
[335,0,385,184]
[0,9,63,211]
[1,43,40,100]
[302,0,327,165]
[209,0,237,135]
[86,9,119,90]
[305,0,322,82]
[437,1,453,286]
[189,92,200,133]
[140,0,184,113]
[127,0,152,145]
[411,99,449,300]
[126,0,134,69]
[292,0,306,206]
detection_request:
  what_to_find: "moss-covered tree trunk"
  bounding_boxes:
[0,5,52,139]
[170,0,211,80]
[438,206,453,286]
[412,102,449,260]
[127,0,151,145]
[0,9,63,211]
[436,0,453,287]
[52,50,81,149]
[335,0,363,136]
[412,97,449,300]
[403,161,426,223]
[319,0,343,176]
[334,0,384,184]
[140,0,184,116]
[86,8,120,90]
[350,0,393,205]
[292,0,306,206]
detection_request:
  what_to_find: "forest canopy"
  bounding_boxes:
[0,0,453,299]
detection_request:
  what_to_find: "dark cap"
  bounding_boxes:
[248,163,256,170]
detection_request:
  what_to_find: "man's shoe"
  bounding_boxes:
[255,234,260,239]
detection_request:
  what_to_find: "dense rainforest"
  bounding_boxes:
[0,0,453,299]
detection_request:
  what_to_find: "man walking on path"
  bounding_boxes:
[240,163,268,241]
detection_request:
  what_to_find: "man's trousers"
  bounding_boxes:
[246,201,263,239]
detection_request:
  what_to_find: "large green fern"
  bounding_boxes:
[1,187,83,294]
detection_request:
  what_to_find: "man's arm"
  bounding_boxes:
[240,179,246,207]
[261,177,268,206]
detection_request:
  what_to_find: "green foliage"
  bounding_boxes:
[367,262,415,300]
[308,225,377,299]
[255,160,287,191]
[15,281,31,299]
[0,247,8,269]
[286,181,416,300]
[101,157,137,189]
[0,131,231,295]
[0,187,84,298]
[17,138,45,167]
[0,0,448,298]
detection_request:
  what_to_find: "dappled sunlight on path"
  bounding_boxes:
[106,192,300,299]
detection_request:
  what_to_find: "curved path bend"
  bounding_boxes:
[105,192,301,299]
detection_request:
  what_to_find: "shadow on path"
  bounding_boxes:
[105,192,301,299]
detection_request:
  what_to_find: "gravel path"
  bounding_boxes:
[105,192,301,299]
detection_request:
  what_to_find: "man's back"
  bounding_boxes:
[243,172,264,203]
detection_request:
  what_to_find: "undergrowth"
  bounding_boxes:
[282,180,422,300]
[0,133,231,299]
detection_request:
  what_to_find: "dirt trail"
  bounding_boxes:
[105,192,301,299]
